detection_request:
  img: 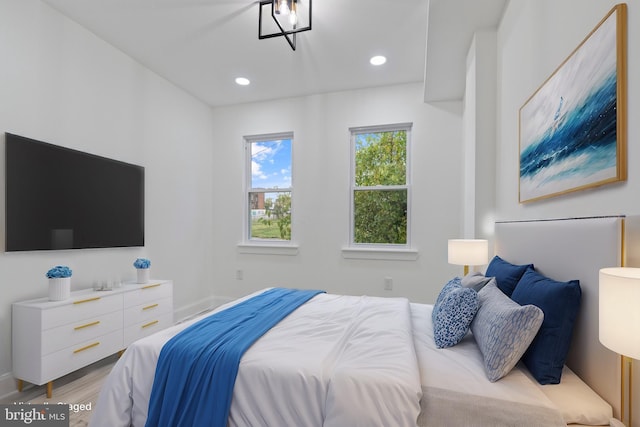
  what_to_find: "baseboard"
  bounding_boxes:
[173,295,235,324]
[0,371,27,402]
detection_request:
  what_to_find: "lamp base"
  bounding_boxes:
[621,354,633,427]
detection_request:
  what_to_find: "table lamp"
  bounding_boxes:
[599,267,640,427]
[448,239,489,276]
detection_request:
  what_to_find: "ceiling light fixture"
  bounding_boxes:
[235,77,251,86]
[259,0,312,51]
[370,55,387,66]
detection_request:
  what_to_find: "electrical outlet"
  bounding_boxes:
[384,277,393,290]
[236,269,243,280]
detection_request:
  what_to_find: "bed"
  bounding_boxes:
[90,216,626,426]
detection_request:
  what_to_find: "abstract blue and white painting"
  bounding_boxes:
[519,6,625,203]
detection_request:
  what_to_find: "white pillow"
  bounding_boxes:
[537,365,613,425]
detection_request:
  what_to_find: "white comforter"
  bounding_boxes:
[90,290,422,427]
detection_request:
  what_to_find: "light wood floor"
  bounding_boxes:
[0,354,118,427]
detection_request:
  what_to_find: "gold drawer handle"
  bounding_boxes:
[73,342,100,354]
[73,297,101,305]
[142,283,161,290]
[74,321,100,330]
[142,320,159,329]
[143,304,159,311]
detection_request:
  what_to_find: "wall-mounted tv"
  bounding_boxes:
[5,133,144,251]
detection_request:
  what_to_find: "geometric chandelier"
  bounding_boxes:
[258,0,312,51]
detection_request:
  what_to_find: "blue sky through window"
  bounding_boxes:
[251,138,292,189]
[355,133,377,148]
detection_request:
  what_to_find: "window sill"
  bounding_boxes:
[341,247,419,261]
[237,243,299,256]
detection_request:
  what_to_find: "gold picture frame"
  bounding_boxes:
[519,4,627,203]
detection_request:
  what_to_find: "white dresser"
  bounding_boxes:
[12,280,173,398]
[123,281,173,346]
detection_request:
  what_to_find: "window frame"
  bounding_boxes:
[241,132,297,254]
[346,123,415,258]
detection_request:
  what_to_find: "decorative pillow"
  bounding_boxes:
[431,277,462,323]
[470,281,544,382]
[433,286,479,348]
[461,272,493,292]
[485,255,533,297]
[511,268,581,384]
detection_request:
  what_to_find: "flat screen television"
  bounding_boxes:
[5,133,144,251]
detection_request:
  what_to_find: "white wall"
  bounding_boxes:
[495,0,640,220]
[210,84,463,305]
[0,0,215,390]
[494,1,640,424]
[464,31,497,240]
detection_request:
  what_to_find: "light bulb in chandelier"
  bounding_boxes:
[276,0,290,15]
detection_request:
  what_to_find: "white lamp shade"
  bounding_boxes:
[448,239,489,266]
[599,267,640,359]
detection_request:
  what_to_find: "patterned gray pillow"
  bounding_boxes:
[470,281,544,382]
[461,272,493,292]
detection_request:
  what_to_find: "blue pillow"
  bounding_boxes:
[470,280,544,382]
[485,255,533,297]
[431,277,462,323]
[510,268,581,384]
[433,286,479,348]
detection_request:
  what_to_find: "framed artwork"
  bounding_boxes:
[519,4,627,203]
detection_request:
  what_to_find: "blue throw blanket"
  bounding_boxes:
[145,287,324,427]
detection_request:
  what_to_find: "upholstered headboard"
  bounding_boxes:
[494,216,623,419]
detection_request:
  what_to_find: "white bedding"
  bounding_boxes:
[90,290,422,427]
[91,289,614,427]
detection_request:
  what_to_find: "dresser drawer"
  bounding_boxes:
[124,313,173,347]
[42,293,122,330]
[40,329,123,384]
[41,310,123,356]
[124,296,172,327]
[124,282,172,308]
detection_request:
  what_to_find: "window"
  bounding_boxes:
[350,123,411,247]
[244,133,293,243]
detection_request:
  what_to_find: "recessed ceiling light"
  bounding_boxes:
[370,55,387,66]
[235,77,250,86]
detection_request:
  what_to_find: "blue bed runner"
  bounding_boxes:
[145,287,324,427]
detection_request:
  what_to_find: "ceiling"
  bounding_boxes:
[41,0,506,108]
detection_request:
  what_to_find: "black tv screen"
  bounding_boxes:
[5,133,144,251]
